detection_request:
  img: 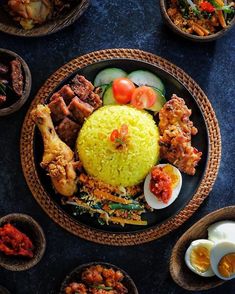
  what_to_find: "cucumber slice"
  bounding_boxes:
[127,70,165,94]
[94,68,127,87]
[147,88,166,112]
[103,85,118,105]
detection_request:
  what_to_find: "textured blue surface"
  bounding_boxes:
[0,0,235,293]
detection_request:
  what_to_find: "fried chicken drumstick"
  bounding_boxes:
[31,104,77,197]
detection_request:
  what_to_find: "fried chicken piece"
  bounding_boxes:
[65,282,88,294]
[159,94,202,175]
[82,265,104,285]
[31,104,77,197]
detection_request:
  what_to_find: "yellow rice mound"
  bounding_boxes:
[77,105,159,187]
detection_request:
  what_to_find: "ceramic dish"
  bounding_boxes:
[159,0,235,42]
[170,206,235,291]
[0,0,89,37]
[0,213,46,271]
[0,48,31,116]
[59,262,138,294]
[20,48,221,245]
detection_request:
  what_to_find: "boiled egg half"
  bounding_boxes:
[185,239,215,277]
[208,221,235,243]
[144,164,182,209]
[210,241,235,280]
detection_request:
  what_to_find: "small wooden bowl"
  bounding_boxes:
[0,213,46,271]
[159,0,235,42]
[0,0,90,37]
[59,262,139,294]
[0,49,31,116]
[0,286,11,294]
[170,206,235,291]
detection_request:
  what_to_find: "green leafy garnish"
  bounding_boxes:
[217,5,235,14]
[178,0,201,17]
[92,285,113,290]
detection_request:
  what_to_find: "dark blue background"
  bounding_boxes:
[0,1,234,293]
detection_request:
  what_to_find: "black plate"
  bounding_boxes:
[33,59,208,233]
[59,262,138,294]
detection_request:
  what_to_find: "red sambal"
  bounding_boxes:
[0,223,34,258]
[150,167,172,203]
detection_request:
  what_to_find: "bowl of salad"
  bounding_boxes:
[160,0,235,41]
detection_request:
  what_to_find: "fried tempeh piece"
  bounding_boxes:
[58,85,75,105]
[48,95,70,122]
[56,117,81,148]
[11,59,23,96]
[71,75,102,109]
[68,96,94,123]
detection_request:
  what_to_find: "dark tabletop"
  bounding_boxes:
[0,1,235,293]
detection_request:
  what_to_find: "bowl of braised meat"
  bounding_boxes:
[0,0,90,37]
[0,49,31,116]
[0,213,46,271]
[60,262,139,294]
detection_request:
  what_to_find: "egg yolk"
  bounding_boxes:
[162,165,179,188]
[190,246,211,273]
[218,253,235,278]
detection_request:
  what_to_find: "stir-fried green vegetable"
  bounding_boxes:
[109,202,143,210]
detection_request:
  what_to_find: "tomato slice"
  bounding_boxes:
[131,86,156,109]
[112,78,136,104]
[110,129,119,142]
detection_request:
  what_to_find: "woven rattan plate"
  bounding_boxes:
[20,49,221,246]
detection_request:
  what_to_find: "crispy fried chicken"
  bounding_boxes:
[31,104,78,196]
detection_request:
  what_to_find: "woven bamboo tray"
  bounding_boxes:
[20,49,221,246]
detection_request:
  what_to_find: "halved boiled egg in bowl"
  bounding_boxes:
[208,221,235,243]
[185,239,215,277]
[144,163,182,209]
[210,241,235,280]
